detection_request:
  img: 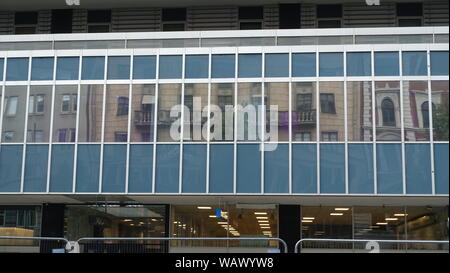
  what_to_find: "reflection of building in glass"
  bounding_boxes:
[131,84,156,142]
[375,82,401,141]
[403,81,430,141]
[347,81,373,141]
[292,82,316,141]
[78,85,104,142]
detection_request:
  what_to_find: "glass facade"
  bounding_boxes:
[0,49,447,195]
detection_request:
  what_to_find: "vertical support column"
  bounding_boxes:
[279,204,301,253]
[40,204,66,253]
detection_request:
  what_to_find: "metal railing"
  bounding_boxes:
[294,239,450,253]
[0,236,71,253]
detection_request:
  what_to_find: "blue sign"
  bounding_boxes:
[216,208,222,218]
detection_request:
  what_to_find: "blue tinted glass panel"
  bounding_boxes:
[102,144,127,193]
[182,144,206,193]
[209,144,233,193]
[292,144,317,193]
[434,144,449,194]
[402,52,427,76]
[376,144,403,194]
[31,57,54,81]
[347,52,371,76]
[348,144,374,194]
[81,56,105,80]
[405,144,432,194]
[49,145,74,192]
[6,58,29,81]
[292,53,316,77]
[238,54,262,78]
[56,57,79,80]
[431,52,449,76]
[155,144,180,193]
[0,145,22,192]
[265,53,289,77]
[75,144,100,192]
[185,55,209,79]
[23,145,48,192]
[319,53,343,77]
[211,54,235,78]
[0,58,4,80]
[374,52,399,76]
[237,144,261,193]
[159,55,182,79]
[264,144,288,193]
[133,56,156,79]
[128,144,153,193]
[320,144,345,193]
[107,56,130,80]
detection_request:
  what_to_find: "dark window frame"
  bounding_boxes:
[320,93,336,114]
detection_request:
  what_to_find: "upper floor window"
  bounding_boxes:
[28,94,45,114]
[381,98,396,127]
[297,94,313,111]
[320,94,336,114]
[61,94,77,114]
[316,4,342,28]
[87,10,111,33]
[397,3,423,27]
[322,131,338,141]
[117,97,129,116]
[162,8,186,31]
[14,12,38,34]
[239,6,264,30]
[5,96,18,117]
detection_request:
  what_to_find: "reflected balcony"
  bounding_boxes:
[134,110,154,126]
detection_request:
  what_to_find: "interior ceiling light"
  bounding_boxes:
[334,208,350,211]
[385,218,398,221]
[302,217,315,220]
[254,212,268,215]
[197,206,212,210]
[330,213,343,216]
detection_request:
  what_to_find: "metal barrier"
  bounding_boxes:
[0,236,71,253]
[76,237,288,254]
[294,239,449,253]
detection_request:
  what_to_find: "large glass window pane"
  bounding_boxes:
[405,144,432,194]
[434,144,449,194]
[185,55,208,79]
[431,81,449,141]
[319,53,343,77]
[23,144,48,192]
[155,144,180,193]
[301,207,352,241]
[182,144,206,193]
[209,144,233,193]
[377,144,403,194]
[31,57,54,81]
[128,144,153,193]
[292,53,316,77]
[75,144,100,192]
[292,82,316,141]
[347,52,371,76]
[238,54,262,78]
[56,57,79,80]
[264,144,288,193]
[2,86,27,142]
[237,144,261,193]
[210,83,234,142]
[319,82,344,142]
[265,53,289,77]
[348,81,373,141]
[430,51,449,76]
[81,56,105,80]
[133,56,156,79]
[320,144,345,194]
[131,84,156,142]
[374,52,399,76]
[159,55,182,79]
[0,145,23,192]
[348,144,374,194]
[211,54,235,78]
[107,56,130,80]
[266,82,289,141]
[157,84,181,142]
[27,86,52,143]
[0,58,4,80]
[292,144,317,193]
[6,58,29,81]
[375,81,401,141]
[53,85,77,143]
[104,85,129,142]
[78,85,103,142]
[102,144,127,192]
[402,51,427,76]
[237,83,262,141]
[184,84,208,142]
[49,144,74,192]
[403,81,429,141]
[406,207,449,250]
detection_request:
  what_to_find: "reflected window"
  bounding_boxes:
[54,86,77,143]
[347,81,373,141]
[131,84,156,142]
[403,81,429,141]
[104,85,129,142]
[381,98,396,127]
[431,81,449,141]
[157,84,182,142]
[5,97,18,116]
[27,86,52,143]
[292,82,316,141]
[117,97,129,116]
[322,131,338,141]
[320,94,336,114]
[376,82,401,141]
[2,87,27,142]
[421,102,430,128]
